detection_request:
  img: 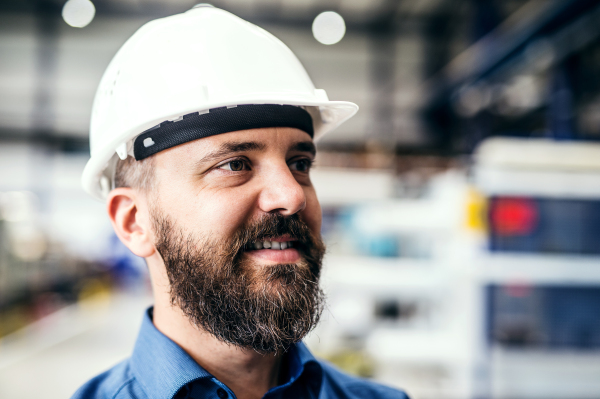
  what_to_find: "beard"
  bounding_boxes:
[151,209,326,354]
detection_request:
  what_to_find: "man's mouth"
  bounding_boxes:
[243,236,301,263]
[249,239,296,250]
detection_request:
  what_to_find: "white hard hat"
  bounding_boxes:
[82,5,358,200]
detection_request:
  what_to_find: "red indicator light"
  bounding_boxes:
[491,197,538,236]
[504,283,532,298]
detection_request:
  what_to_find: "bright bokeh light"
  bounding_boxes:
[62,0,96,28]
[312,11,346,45]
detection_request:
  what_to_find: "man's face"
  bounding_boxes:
[148,127,325,353]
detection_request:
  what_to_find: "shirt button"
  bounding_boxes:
[216,388,228,399]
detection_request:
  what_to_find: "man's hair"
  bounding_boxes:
[114,156,155,191]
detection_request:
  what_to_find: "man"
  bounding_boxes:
[75,5,408,399]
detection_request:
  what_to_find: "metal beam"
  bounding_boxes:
[421,0,600,107]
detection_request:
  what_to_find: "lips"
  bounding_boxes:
[244,236,301,263]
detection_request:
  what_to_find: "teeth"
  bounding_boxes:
[250,240,293,250]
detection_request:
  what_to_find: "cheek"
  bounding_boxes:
[172,188,258,239]
[153,155,257,240]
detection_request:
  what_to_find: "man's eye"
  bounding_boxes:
[218,160,247,171]
[290,159,312,172]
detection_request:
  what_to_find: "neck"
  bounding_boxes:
[152,290,282,399]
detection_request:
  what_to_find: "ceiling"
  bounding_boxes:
[1,0,564,152]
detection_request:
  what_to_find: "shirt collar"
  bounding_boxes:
[268,339,323,397]
[130,307,323,399]
[130,308,212,399]
[286,340,321,382]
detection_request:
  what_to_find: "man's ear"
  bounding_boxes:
[107,187,155,258]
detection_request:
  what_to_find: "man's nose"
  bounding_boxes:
[257,165,306,216]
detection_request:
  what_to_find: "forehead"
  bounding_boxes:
[156,126,314,164]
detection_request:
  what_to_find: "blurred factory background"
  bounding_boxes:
[1,0,600,398]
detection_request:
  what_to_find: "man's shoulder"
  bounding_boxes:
[319,361,410,399]
[70,359,145,399]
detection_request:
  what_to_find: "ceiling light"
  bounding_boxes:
[312,11,346,45]
[62,0,96,28]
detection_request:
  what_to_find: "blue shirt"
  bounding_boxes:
[72,308,408,399]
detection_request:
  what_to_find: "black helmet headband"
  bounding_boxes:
[133,104,314,161]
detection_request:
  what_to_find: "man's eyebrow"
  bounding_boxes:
[291,141,316,156]
[195,141,266,165]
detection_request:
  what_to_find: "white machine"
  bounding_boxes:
[307,137,600,399]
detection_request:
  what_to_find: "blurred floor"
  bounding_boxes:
[0,290,152,399]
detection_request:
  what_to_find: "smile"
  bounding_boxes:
[243,237,301,263]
